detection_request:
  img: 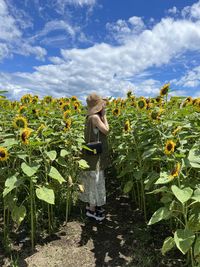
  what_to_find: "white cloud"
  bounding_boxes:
[182,0,200,19]
[174,66,200,88]
[0,0,46,61]
[54,0,96,14]
[1,1,200,100]
[56,0,96,7]
[168,6,178,15]
[106,16,145,44]
[37,20,77,38]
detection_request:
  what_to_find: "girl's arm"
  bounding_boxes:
[91,114,109,135]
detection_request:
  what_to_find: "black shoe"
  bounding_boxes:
[86,206,105,214]
[86,210,105,221]
[96,206,105,214]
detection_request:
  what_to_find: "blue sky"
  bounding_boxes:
[0,0,200,100]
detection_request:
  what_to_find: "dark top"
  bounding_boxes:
[83,115,109,171]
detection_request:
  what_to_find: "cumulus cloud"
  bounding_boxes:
[167,6,178,15]
[174,66,200,88]
[0,0,46,61]
[182,0,200,19]
[106,16,145,44]
[2,0,200,100]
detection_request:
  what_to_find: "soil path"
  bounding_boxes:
[1,179,183,267]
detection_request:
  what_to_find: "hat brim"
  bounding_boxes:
[87,100,105,115]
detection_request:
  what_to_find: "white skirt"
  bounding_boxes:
[79,169,106,207]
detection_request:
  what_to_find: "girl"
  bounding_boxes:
[79,93,109,221]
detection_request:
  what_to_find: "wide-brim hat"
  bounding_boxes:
[86,93,105,115]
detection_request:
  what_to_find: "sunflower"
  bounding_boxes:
[124,120,131,132]
[0,147,9,161]
[172,126,182,136]
[71,96,78,102]
[19,105,27,114]
[64,119,72,131]
[32,95,39,104]
[20,128,32,145]
[32,109,39,116]
[74,102,80,110]
[127,90,132,98]
[186,96,193,104]
[44,96,52,104]
[164,140,176,155]
[13,116,28,129]
[37,124,46,137]
[155,96,162,103]
[160,83,170,96]
[112,108,121,116]
[61,102,71,111]
[21,94,32,104]
[63,110,71,120]
[137,99,147,110]
[150,110,161,120]
[169,162,181,179]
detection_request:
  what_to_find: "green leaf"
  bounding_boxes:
[3,175,17,197]
[21,162,40,177]
[48,166,65,184]
[171,185,193,204]
[36,186,55,205]
[188,213,200,232]
[192,188,200,202]
[60,149,70,157]
[56,157,67,167]
[161,237,175,255]
[11,205,26,226]
[155,172,171,185]
[78,159,89,169]
[123,180,133,193]
[187,147,200,169]
[194,236,200,257]
[45,150,57,161]
[148,207,171,225]
[174,229,195,255]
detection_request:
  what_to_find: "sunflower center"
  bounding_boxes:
[167,144,173,150]
[0,151,6,157]
[16,119,25,128]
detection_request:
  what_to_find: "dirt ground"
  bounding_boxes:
[0,179,184,267]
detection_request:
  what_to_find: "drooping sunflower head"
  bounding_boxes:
[170,162,181,179]
[186,96,193,104]
[32,95,39,104]
[112,108,121,116]
[124,120,131,132]
[150,110,161,120]
[0,147,9,161]
[127,90,133,98]
[32,109,39,116]
[19,105,27,114]
[13,116,28,129]
[172,126,182,136]
[164,140,176,155]
[160,83,170,96]
[71,96,78,102]
[64,119,72,131]
[44,96,53,104]
[61,102,71,111]
[21,94,32,104]
[20,128,32,145]
[63,110,71,120]
[155,96,162,103]
[137,98,147,110]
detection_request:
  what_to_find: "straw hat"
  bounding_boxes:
[86,93,105,115]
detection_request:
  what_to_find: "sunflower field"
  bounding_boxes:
[0,84,200,266]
